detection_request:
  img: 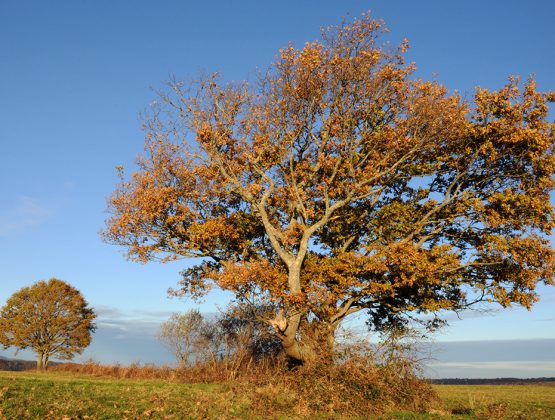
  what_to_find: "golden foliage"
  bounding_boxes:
[103,13,555,361]
[0,279,96,369]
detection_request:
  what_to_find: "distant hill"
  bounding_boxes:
[0,356,39,371]
[432,377,555,385]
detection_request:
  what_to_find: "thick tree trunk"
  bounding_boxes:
[36,352,49,371]
[281,329,317,363]
[280,264,313,364]
[279,312,338,365]
[278,262,342,365]
[281,331,337,365]
[36,353,44,371]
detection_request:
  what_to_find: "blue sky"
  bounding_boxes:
[1,0,554,378]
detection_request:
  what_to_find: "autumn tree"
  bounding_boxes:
[159,305,282,367]
[0,279,96,370]
[104,14,555,364]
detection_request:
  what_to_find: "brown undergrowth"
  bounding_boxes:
[50,353,437,417]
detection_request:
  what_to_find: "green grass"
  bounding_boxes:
[0,371,251,419]
[1,371,554,419]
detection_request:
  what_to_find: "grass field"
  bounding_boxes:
[0,371,251,419]
[434,384,555,419]
[1,370,554,419]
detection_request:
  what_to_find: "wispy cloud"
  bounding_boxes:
[78,307,175,364]
[96,321,130,332]
[134,309,175,319]
[92,305,175,340]
[0,196,52,236]
[428,361,555,371]
[82,321,174,365]
[94,305,174,322]
[94,305,125,318]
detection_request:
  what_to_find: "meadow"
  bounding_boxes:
[1,370,554,419]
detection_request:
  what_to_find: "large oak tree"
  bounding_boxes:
[104,15,555,363]
[0,279,96,370]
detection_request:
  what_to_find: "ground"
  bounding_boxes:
[0,370,554,419]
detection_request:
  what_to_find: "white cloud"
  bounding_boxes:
[94,305,175,323]
[0,196,52,236]
[94,305,125,318]
[93,305,172,339]
[97,321,130,331]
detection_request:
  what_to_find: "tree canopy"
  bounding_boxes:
[0,278,96,370]
[104,15,555,363]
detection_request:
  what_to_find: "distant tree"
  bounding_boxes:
[0,279,96,370]
[104,14,555,364]
[158,310,207,367]
[159,304,282,368]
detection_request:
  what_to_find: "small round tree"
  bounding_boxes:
[0,278,96,370]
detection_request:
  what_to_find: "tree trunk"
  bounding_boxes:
[280,312,338,365]
[36,352,50,370]
[279,262,342,365]
[281,331,338,365]
[42,353,49,370]
[278,241,349,365]
[36,353,44,371]
[280,263,310,364]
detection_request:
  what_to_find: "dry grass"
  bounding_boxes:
[45,355,437,417]
[2,368,554,418]
[50,357,285,383]
[435,383,555,419]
